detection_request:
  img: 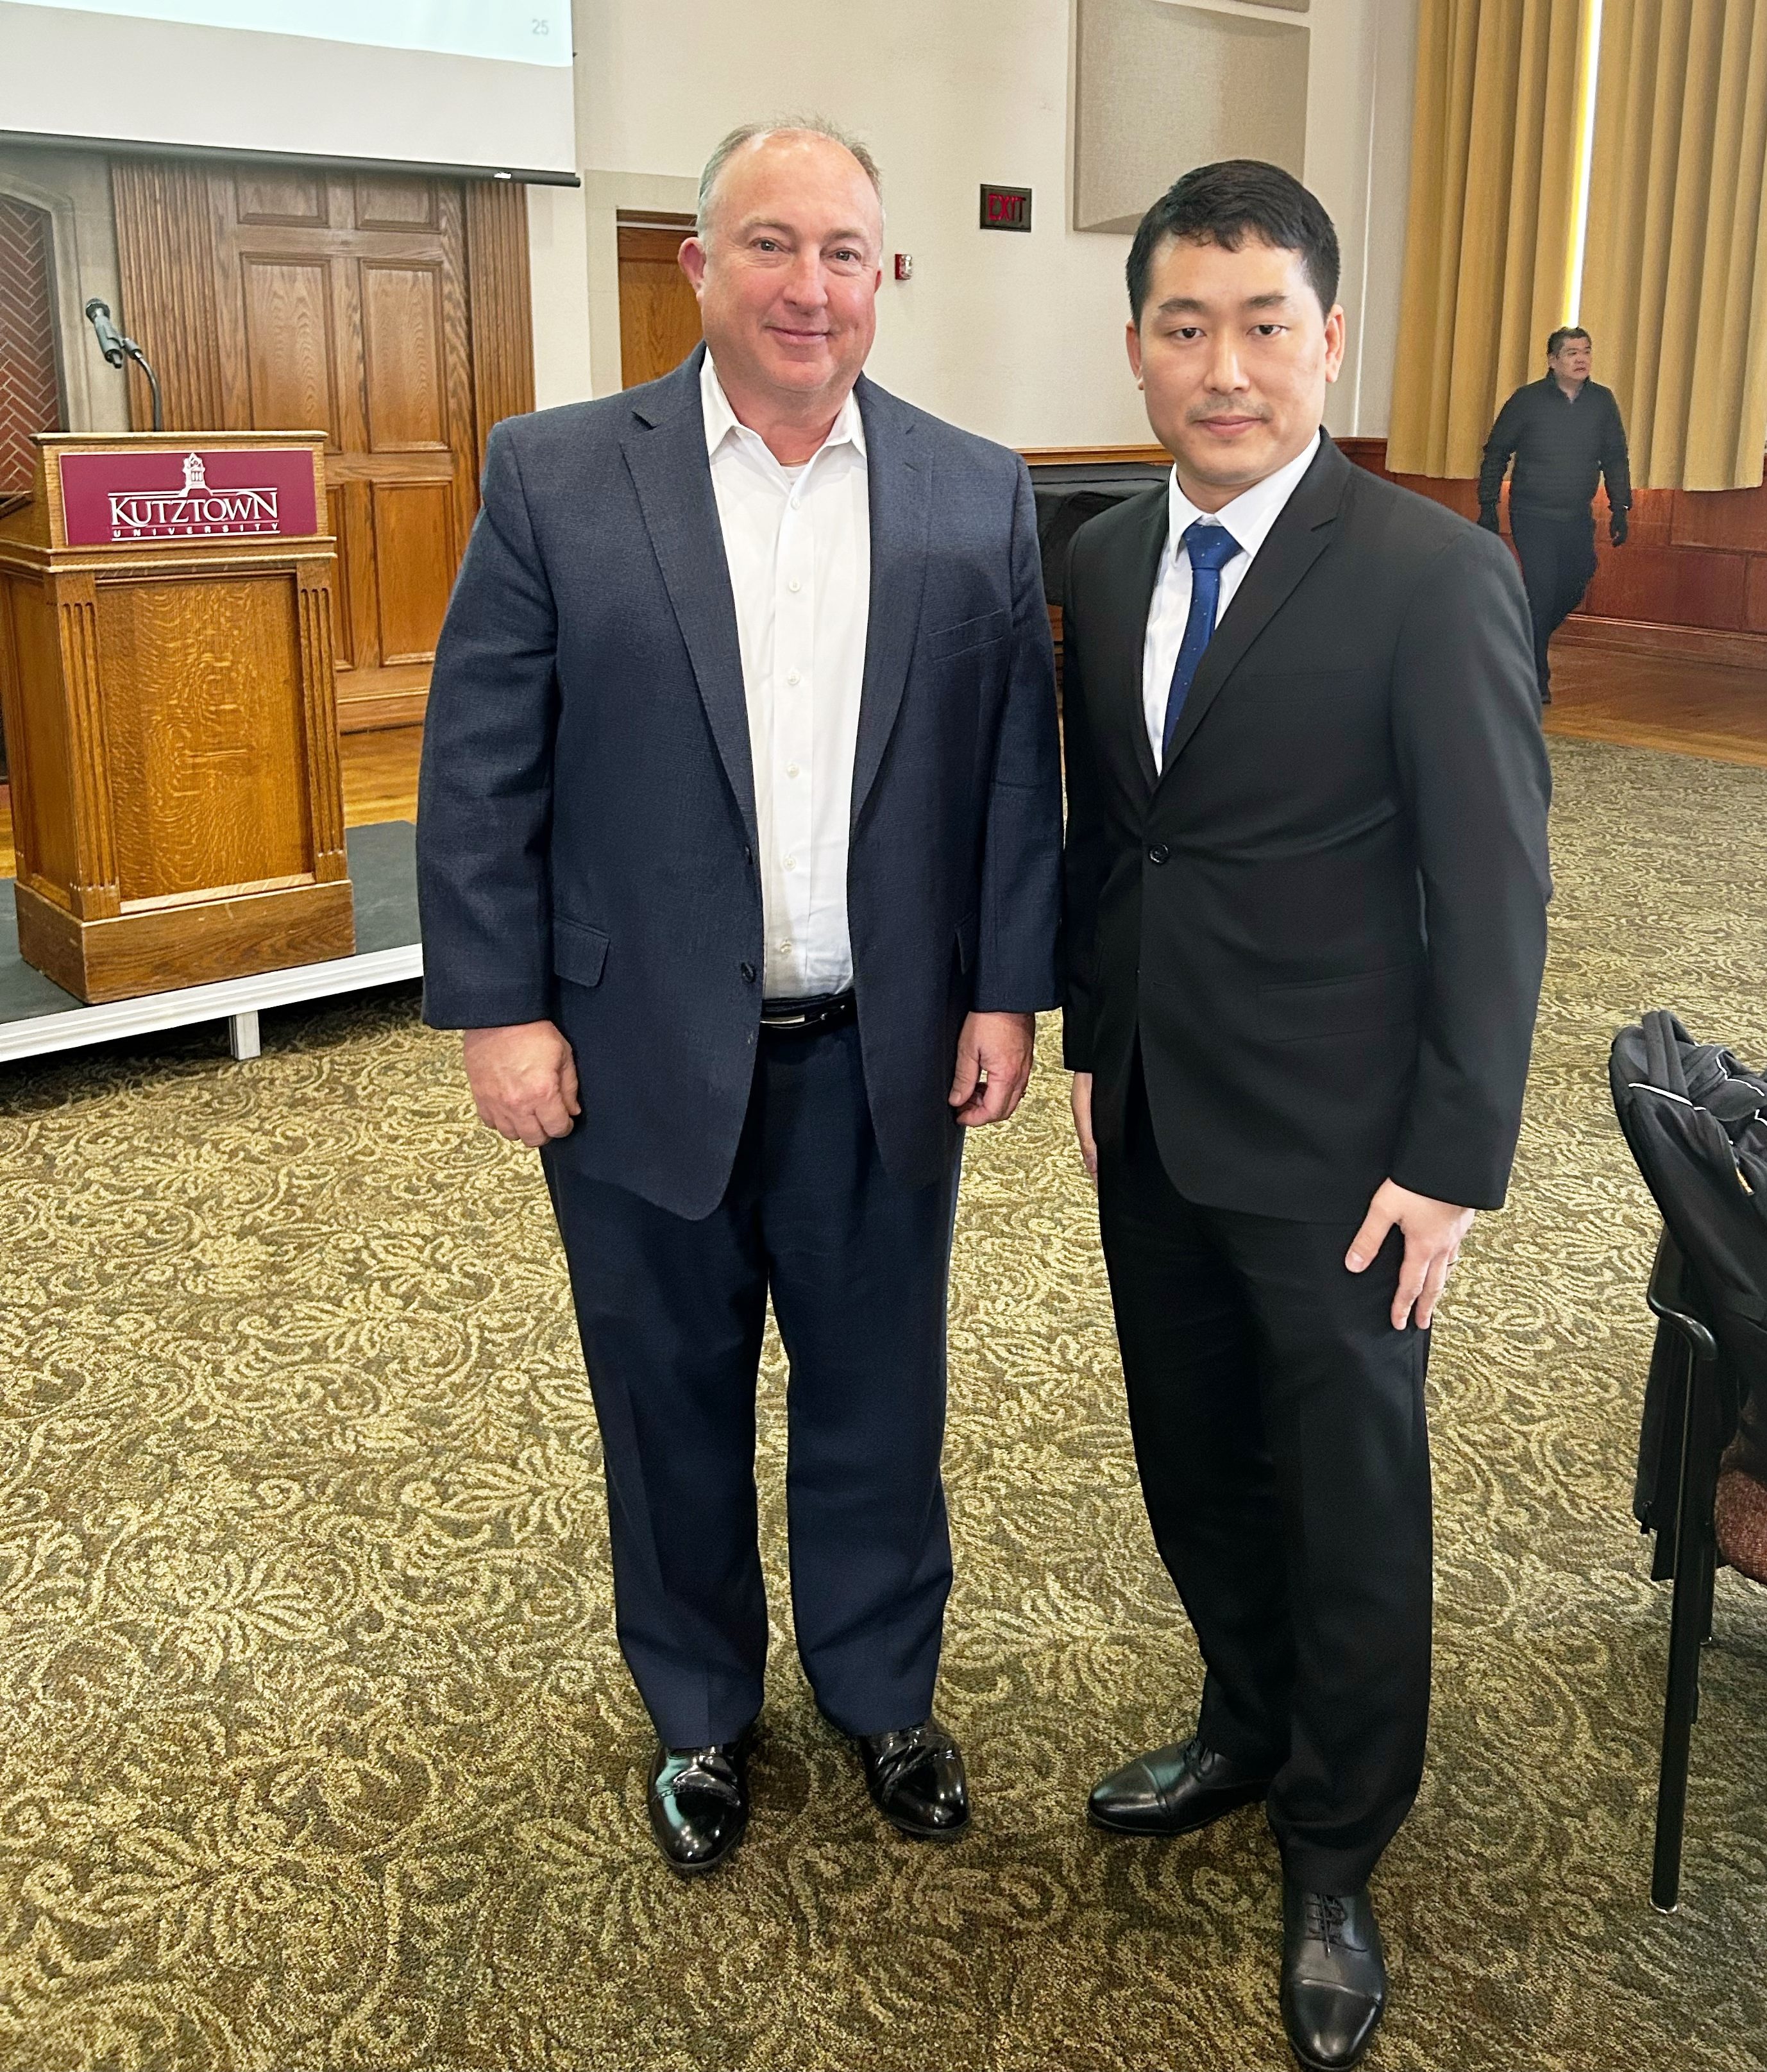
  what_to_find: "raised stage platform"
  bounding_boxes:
[0,821,421,1066]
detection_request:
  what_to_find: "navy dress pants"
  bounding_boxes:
[1097,1064,1435,1894]
[543,1017,963,1750]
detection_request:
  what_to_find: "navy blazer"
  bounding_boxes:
[417,346,1063,1218]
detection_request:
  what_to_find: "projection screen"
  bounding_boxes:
[0,0,578,178]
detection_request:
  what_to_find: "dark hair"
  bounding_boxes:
[1127,160,1340,325]
[1546,326,1591,359]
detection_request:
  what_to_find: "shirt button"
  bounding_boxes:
[786,670,802,687]
[777,939,792,954]
[1148,844,1170,865]
[787,577,802,593]
[782,854,797,872]
[786,762,801,779]
[740,961,756,983]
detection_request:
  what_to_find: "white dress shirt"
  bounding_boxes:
[1142,430,1321,765]
[702,352,870,999]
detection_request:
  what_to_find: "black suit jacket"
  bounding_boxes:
[1062,432,1551,1218]
[418,346,1062,1219]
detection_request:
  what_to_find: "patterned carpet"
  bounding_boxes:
[1,737,1764,2072]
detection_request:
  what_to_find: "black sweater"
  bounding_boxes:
[1478,377,1632,518]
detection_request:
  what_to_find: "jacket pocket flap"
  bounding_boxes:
[926,607,1011,659]
[554,917,609,988]
[1260,965,1417,1043]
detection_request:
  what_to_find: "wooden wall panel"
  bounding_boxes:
[241,259,338,443]
[372,483,454,663]
[464,177,536,471]
[96,572,310,901]
[1583,543,1748,629]
[109,158,228,430]
[356,179,438,232]
[109,159,536,729]
[233,171,326,227]
[1671,466,1767,550]
[1338,436,1767,665]
[360,263,448,450]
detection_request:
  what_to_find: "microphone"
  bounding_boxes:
[85,298,127,367]
[84,298,164,430]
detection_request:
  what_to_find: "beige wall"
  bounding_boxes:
[532,0,1420,443]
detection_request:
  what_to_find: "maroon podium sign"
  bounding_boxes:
[59,446,320,547]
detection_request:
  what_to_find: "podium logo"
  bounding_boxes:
[106,452,280,540]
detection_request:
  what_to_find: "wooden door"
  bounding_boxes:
[618,216,702,387]
[110,160,533,731]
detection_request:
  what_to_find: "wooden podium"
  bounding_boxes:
[0,432,353,1003]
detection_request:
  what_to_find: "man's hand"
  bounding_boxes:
[1477,504,1501,534]
[462,1021,580,1148]
[1346,1179,1476,1330]
[948,1011,1035,1126]
[1610,508,1629,547]
[1070,1071,1098,1182]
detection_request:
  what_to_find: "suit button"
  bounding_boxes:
[740,962,757,983]
[1147,843,1170,865]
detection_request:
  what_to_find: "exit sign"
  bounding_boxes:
[980,184,1032,232]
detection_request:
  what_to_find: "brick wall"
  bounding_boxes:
[0,196,63,495]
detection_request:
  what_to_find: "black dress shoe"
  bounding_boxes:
[1087,1736,1272,1836]
[855,1717,970,1840]
[1280,1881,1388,2071]
[647,1736,751,1874]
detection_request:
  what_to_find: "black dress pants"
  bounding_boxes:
[1097,1066,1434,1893]
[543,1017,963,1750]
[1509,505,1599,699]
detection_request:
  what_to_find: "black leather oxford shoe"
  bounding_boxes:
[647,1735,752,1875]
[1086,1736,1273,1837]
[1280,1880,1388,2071]
[856,1717,970,1840]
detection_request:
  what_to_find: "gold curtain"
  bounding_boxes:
[1580,0,1767,490]
[1387,0,1592,478]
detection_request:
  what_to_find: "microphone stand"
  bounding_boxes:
[126,341,165,434]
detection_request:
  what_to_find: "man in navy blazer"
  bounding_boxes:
[417,121,1061,1875]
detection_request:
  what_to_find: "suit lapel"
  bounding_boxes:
[850,375,930,828]
[1110,488,1169,801]
[1157,433,1352,781]
[620,345,758,849]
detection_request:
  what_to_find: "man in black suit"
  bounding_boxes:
[418,121,1061,1876]
[1062,161,1550,2069]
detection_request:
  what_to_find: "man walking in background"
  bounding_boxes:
[1479,326,1632,702]
[1062,161,1551,2069]
[418,121,1061,1876]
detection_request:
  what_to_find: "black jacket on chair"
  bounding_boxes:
[1062,432,1553,1219]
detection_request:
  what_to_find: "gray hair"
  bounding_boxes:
[695,118,884,237]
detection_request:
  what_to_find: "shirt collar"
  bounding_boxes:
[701,351,867,466]
[1165,429,1322,566]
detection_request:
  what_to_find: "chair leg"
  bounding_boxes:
[1652,1354,1721,1912]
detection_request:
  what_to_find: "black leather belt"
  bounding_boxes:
[760,989,856,1034]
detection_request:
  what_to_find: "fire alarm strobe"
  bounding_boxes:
[894,253,914,280]
[979,184,1032,232]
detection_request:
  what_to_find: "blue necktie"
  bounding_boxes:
[1162,521,1243,766]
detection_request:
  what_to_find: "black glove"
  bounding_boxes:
[1611,508,1629,546]
[1477,504,1501,534]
